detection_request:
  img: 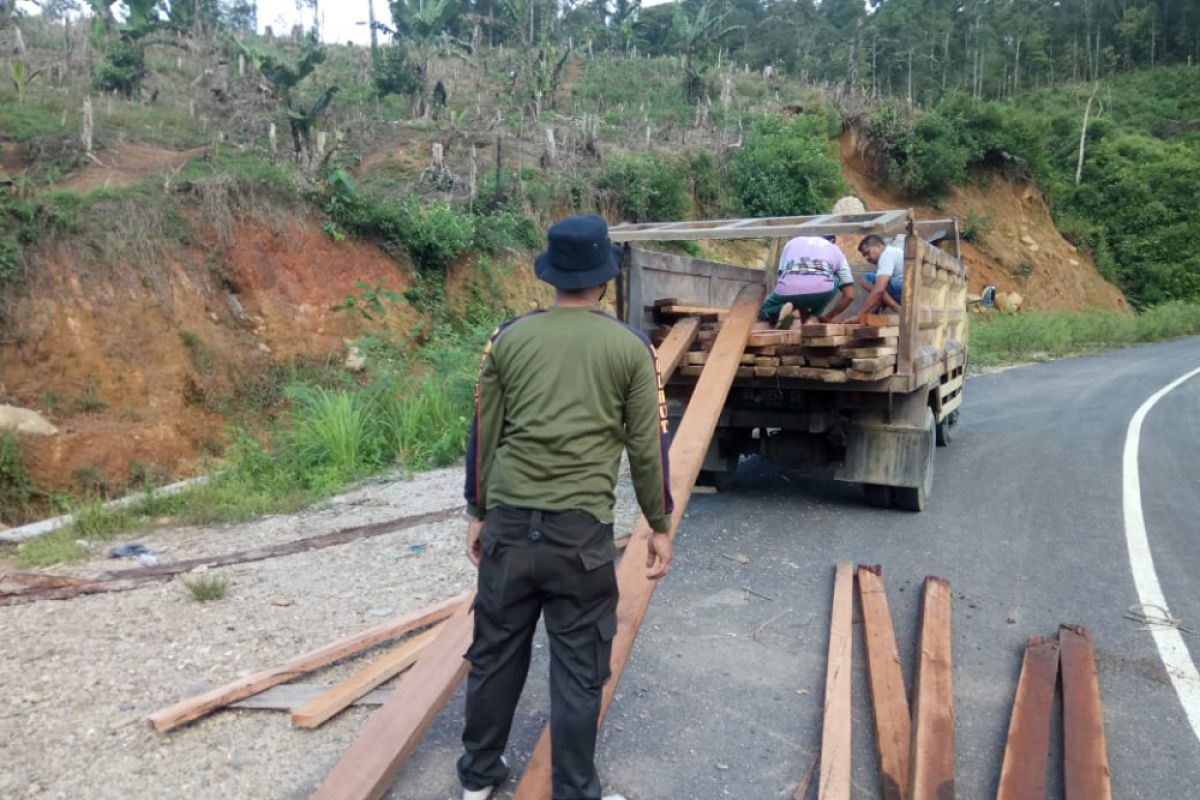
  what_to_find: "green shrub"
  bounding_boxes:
[960,210,994,242]
[473,210,540,253]
[403,202,476,272]
[372,45,420,99]
[729,113,847,217]
[0,431,33,521]
[599,153,689,223]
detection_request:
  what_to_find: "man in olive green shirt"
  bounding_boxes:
[458,215,673,800]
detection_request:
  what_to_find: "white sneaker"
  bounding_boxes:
[461,757,509,800]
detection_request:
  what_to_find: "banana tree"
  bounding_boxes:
[9,60,41,104]
[389,0,464,117]
[671,1,741,104]
[239,32,338,165]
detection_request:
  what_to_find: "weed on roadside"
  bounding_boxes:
[182,574,230,602]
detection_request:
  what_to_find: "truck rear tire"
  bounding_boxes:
[935,410,958,447]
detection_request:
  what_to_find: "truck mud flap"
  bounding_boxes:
[835,410,935,489]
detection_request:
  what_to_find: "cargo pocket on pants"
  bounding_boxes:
[593,613,617,687]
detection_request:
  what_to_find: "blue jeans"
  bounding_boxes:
[864,272,903,302]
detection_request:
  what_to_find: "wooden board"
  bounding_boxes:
[292,625,442,729]
[146,592,468,733]
[511,284,766,800]
[806,355,849,369]
[186,682,395,711]
[909,577,955,800]
[685,352,708,365]
[857,566,910,800]
[819,561,854,800]
[854,326,901,339]
[755,366,778,377]
[846,369,892,382]
[778,367,848,383]
[310,317,705,800]
[735,366,755,379]
[838,346,897,358]
[748,331,804,347]
[863,313,898,327]
[754,356,781,367]
[1060,624,1112,800]
[750,345,779,356]
[3,507,464,607]
[779,355,805,367]
[806,335,851,347]
[312,598,476,800]
[739,353,756,365]
[656,304,728,317]
[996,636,1060,800]
[653,317,701,379]
[850,355,898,372]
[800,323,853,337]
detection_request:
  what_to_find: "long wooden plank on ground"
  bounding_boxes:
[187,682,395,710]
[511,284,766,800]
[857,566,910,800]
[292,625,443,729]
[312,598,476,800]
[996,636,1060,800]
[819,561,854,800]
[909,576,955,800]
[311,303,704,800]
[1061,624,1112,800]
[146,592,468,733]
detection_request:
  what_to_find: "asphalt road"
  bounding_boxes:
[378,336,1200,800]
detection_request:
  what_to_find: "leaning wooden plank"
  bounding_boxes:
[909,577,955,800]
[653,317,701,380]
[511,284,766,800]
[146,592,468,733]
[851,355,898,372]
[1061,624,1112,800]
[292,625,443,729]
[996,636,1060,800]
[819,562,855,800]
[312,599,476,800]
[857,566,911,800]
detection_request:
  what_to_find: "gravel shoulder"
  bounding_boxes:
[0,462,644,800]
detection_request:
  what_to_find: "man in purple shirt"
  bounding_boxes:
[757,235,858,328]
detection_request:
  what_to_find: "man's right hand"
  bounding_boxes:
[466,518,485,567]
[646,532,674,579]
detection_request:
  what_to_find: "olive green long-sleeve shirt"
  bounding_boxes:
[464,305,674,533]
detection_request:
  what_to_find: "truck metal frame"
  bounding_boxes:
[611,210,968,511]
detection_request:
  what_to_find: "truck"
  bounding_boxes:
[609,209,968,511]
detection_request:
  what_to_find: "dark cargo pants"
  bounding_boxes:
[458,506,619,800]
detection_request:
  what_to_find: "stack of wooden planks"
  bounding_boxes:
[814,564,954,800]
[997,624,1112,800]
[655,298,900,384]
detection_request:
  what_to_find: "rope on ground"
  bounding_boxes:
[1126,603,1193,635]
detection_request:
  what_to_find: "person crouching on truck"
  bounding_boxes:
[458,215,674,800]
[756,235,857,330]
[856,234,905,322]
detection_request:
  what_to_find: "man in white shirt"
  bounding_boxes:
[856,234,905,322]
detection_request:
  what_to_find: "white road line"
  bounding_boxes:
[1123,365,1200,741]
